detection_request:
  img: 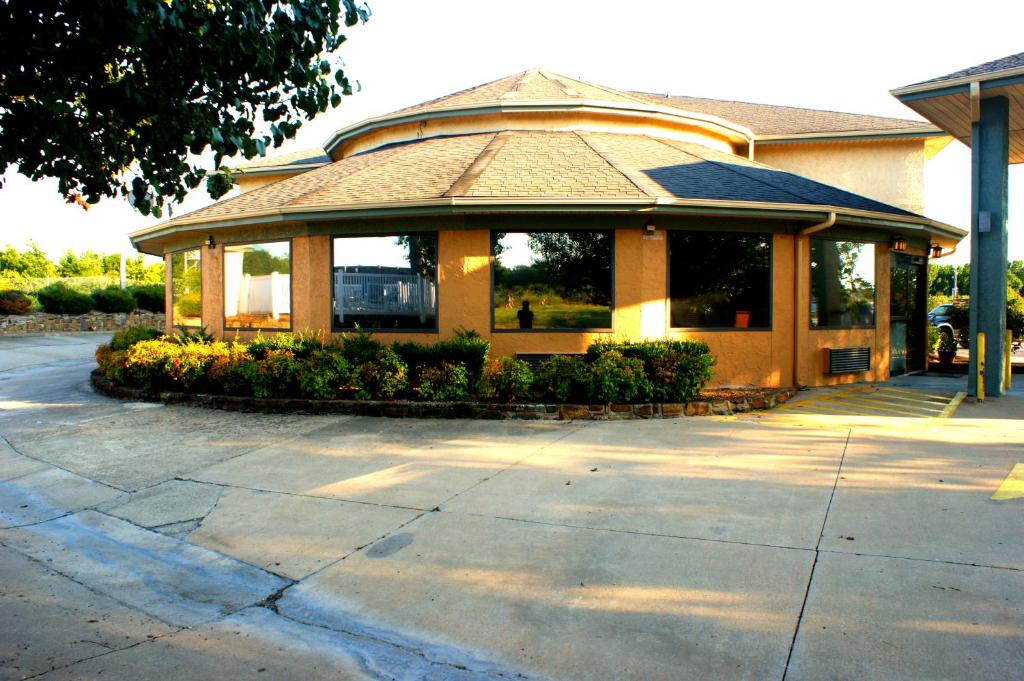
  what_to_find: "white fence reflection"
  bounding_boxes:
[334,269,436,323]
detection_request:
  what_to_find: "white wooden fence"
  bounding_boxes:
[334,270,436,323]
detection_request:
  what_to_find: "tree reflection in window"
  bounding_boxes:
[492,231,613,330]
[170,249,201,327]
[810,239,876,328]
[669,232,771,329]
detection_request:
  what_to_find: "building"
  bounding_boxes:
[131,69,967,388]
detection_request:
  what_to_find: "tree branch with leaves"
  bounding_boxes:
[0,0,369,216]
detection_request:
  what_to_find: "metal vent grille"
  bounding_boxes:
[827,347,872,374]
[515,353,584,370]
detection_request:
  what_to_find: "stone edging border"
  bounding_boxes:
[90,369,796,420]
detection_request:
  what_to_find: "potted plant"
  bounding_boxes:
[937,331,958,366]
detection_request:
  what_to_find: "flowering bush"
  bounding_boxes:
[418,362,469,401]
[98,330,717,405]
[534,355,588,403]
[484,356,533,402]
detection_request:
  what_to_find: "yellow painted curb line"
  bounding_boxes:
[830,395,944,415]
[825,398,935,418]
[937,392,967,419]
[772,386,873,412]
[992,463,1024,500]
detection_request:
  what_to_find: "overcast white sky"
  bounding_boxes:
[0,0,1020,266]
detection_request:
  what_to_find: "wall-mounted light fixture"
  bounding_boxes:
[931,243,943,259]
[644,219,656,234]
[205,235,215,250]
[890,235,906,252]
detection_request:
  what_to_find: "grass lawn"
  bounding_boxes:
[493,303,611,329]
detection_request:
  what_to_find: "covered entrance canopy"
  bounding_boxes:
[893,53,1024,396]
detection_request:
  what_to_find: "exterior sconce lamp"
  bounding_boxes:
[931,243,943,259]
[890,235,906,252]
[644,219,656,234]
[206,235,215,250]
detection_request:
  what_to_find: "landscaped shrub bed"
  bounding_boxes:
[97,329,717,405]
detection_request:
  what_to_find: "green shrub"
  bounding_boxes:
[0,290,32,315]
[248,330,326,359]
[297,349,351,400]
[586,350,652,404]
[163,342,231,391]
[169,326,214,345]
[340,328,384,364]
[175,292,201,317]
[394,329,491,391]
[205,343,253,395]
[587,339,714,403]
[255,350,301,398]
[352,347,407,399]
[485,356,534,402]
[534,354,589,403]
[109,326,163,351]
[129,284,166,313]
[36,282,93,314]
[91,286,137,313]
[926,325,941,355]
[418,362,470,401]
[114,339,173,390]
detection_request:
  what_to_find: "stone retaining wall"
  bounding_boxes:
[0,311,164,335]
[91,370,796,420]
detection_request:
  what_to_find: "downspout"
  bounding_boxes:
[792,212,837,387]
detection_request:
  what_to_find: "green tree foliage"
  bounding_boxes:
[0,242,57,278]
[525,231,614,306]
[0,0,368,216]
[0,244,163,284]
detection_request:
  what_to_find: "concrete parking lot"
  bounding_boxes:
[1,333,1021,680]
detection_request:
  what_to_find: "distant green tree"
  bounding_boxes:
[0,0,368,216]
[58,250,104,277]
[0,242,57,277]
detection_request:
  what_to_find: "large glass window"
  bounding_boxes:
[669,231,771,329]
[810,239,876,328]
[333,234,438,330]
[170,249,201,327]
[223,241,291,329]
[492,231,613,330]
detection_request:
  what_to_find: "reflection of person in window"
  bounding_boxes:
[517,300,534,329]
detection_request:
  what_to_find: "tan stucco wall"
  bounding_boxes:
[189,226,893,388]
[756,139,926,214]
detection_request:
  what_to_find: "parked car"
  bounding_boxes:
[928,303,968,348]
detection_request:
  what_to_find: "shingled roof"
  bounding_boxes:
[902,52,1024,89]
[629,93,936,138]
[154,129,925,232]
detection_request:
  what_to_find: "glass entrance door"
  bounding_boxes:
[890,254,927,374]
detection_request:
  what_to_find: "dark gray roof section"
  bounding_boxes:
[234,148,330,171]
[904,52,1024,88]
[666,141,918,217]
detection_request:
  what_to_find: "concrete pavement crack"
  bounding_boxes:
[781,427,851,681]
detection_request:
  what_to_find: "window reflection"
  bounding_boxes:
[492,231,613,330]
[669,232,771,329]
[224,242,291,329]
[810,239,875,328]
[332,234,438,330]
[170,249,201,327]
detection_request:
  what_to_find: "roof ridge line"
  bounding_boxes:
[574,132,656,198]
[280,141,420,208]
[443,132,505,197]
[649,137,812,206]
[542,70,653,106]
